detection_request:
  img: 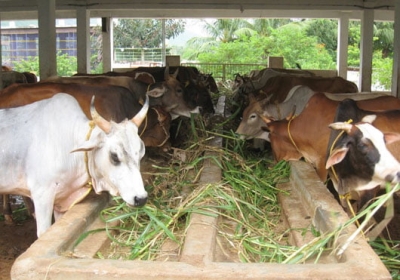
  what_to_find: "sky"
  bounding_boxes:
[167,19,208,46]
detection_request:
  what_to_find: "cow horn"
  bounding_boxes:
[132,94,149,127]
[164,64,170,80]
[90,95,111,133]
[329,122,353,133]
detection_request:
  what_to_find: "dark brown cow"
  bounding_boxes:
[0,82,171,149]
[77,66,216,114]
[57,68,200,118]
[263,93,400,182]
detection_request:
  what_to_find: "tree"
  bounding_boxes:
[113,19,186,48]
[373,21,394,58]
[304,19,338,62]
[250,18,292,36]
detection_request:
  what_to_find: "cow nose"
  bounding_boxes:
[134,196,147,207]
[385,172,400,183]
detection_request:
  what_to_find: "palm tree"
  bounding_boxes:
[184,19,253,60]
[373,21,394,58]
[250,18,292,36]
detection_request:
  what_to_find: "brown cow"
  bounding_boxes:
[0,82,171,149]
[44,67,199,119]
[259,75,358,104]
[236,86,389,141]
[263,92,400,182]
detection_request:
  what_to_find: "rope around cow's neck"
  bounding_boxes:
[327,118,361,228]
[287,115,301,155]
[67,121,95,210]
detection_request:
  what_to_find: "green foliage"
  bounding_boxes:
[13,52,77,77]
[196,35,269,64]
[194,22,335,70]
[12,56,39,74]
[56,52,77,76]
[264,23,335,69]
[304,19,338,62]
[114,19,185,48]
[372,51,393,90]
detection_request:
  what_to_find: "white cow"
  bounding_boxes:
[0,93,149,237]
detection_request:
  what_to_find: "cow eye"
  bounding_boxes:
[110,152,121,165]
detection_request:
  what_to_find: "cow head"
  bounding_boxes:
[326,115,400,200]
[139,105,171,150]
[235,95,273,141]
[146,66,200,119]
[72,95,150,207]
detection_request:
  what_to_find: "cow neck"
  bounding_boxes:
[67,120,95,211]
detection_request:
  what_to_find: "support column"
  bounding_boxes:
[102,17,112,72]
[38,0,57,79]
[162,19,166,66]
[359,9,374,92]
[337,13,349,79]
[76,7,90,74]
[0,12,3,89]
[392,0,400,97]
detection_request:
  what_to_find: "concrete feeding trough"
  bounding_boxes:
[11,96,390,279]
[11,159,391,279]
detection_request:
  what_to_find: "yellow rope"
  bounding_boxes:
[287,115,301,155]
[328,118,353,182]
[341,193,362,230]
[328,119,363,229]
[84,120,95,184]
[68,121,95,210]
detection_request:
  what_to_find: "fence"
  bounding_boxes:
[181,62,267,81]
[114,48,171,66]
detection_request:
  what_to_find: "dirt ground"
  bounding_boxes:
[0,195,37,280]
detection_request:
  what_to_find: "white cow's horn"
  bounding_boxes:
[132,94,149,127]
[90,95,111,133]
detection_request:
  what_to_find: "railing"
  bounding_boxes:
[181,62,267,81]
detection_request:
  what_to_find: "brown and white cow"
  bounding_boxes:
[326,98,400,210]
[263,92,400,182]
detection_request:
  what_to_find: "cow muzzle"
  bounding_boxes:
[133,195,148,207]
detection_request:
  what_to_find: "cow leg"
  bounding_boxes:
[22,196,36,219]
[2,195,14,225]
[31,191,55,237]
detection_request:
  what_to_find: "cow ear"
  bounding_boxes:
[146,85,165,98]
[326,147,349,169]
[70,140,97,153]
[384,132,400,145]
